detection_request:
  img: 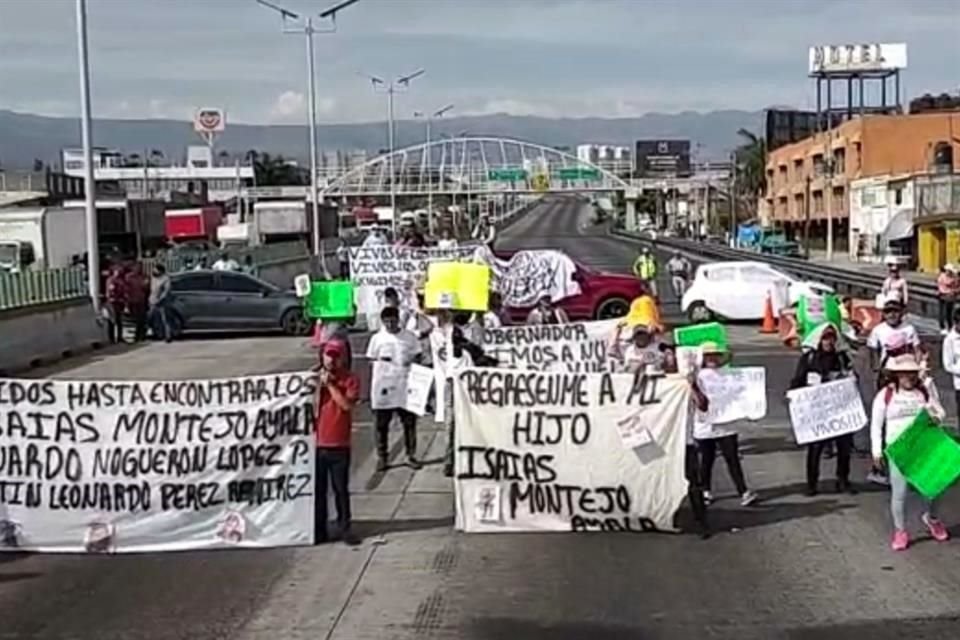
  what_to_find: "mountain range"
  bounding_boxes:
[0,108,763,169]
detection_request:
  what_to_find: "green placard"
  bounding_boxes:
[798,294,842,340]
[885,409,960,500]
[673,322,728,351]
[305,280,355,319]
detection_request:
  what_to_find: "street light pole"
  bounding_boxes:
[75,0,99,310]
[415,103,453,236]
[361,69,425,237]
[257,0,360,257]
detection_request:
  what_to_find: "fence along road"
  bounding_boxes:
[5,196,960,639]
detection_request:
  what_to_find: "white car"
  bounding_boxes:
[681,261,834,322]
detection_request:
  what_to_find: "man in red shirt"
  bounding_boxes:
[315,340,360,545]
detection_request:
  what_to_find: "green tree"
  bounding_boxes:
[733,128,766,217]
[248,151,306,185]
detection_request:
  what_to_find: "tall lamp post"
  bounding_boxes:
[360,69,426,237]
[414,103,453,235]
[257,0,360,256]
[75,0,99,310]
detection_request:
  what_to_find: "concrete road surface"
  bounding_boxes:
[3,196,960,639]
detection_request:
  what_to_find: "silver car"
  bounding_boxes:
[166,270,310,336]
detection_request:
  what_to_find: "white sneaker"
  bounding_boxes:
[867,471,890,486]
[740,490,758,506]
[702,490,713,505]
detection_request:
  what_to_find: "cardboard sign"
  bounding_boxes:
[786,377,866,445]
[305,281,355,319]
[798,294,842,340]
[424,262,491,311]
[885,409,960,500]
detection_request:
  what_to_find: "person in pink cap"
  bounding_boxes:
[870,352,949,551]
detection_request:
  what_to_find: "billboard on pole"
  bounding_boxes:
[634,140,691,178]
[808,43,907,75]
[194,108,226,134]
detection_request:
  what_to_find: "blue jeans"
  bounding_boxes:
[148,304,170,340]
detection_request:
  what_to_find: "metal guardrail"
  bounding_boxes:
[0,241,312,313]
[611,228,940,318]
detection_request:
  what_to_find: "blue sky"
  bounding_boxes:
[0,0,957,124]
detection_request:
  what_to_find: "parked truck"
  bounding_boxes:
[252,201,309,244]
[0,207,87,272]
[165,206,223,245]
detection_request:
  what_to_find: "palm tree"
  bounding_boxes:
[733,128,767,217]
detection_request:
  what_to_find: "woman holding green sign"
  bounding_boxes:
[870,353,950,551]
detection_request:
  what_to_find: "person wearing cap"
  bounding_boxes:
[936,264,958,336]
[366,305,423,472]
[666,251,690,301]
[526,295,569,325]
[881,263,908,306]
[609,321,662,374]
[870,352,949,551]
[788,322,857,496]
[693,341,759,507]
[314,340,361,545]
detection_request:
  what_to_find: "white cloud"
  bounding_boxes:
[269,90,306,123]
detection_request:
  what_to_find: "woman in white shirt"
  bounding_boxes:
[870,353,950,551]
[694,341,758,507]
[608,322,662,374]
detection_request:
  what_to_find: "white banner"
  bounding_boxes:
[0,374,316,553]
[348,245,478,315]
[481,320,621,372]
[787,377,866,445]
[453,369,690,533]
[474,247,581,308]
[698,367,767,425]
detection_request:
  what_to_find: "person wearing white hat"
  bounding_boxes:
[693,341,759,508]
[870,352,949,551]
[937,264,959,336]
[609,321,662,374]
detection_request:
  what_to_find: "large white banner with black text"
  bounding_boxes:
[0,374,316,553]
[481,320,621,372]
[452,369,689,533]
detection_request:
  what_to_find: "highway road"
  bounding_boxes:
[3,195,960,639]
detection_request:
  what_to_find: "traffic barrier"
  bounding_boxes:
[779,309,799,348]
[760,292,777,334]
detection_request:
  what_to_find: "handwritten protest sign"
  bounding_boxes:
[473,247,581,308]
[404,364,434,417]
[452,369,690,532]
[348,245,478,316]
[424,262,491,311]
[0,374,316,553]
[786,378,866,445]
[481,320,621,373]
[697,367,766,424]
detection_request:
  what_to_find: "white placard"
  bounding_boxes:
[404,363,434,417]
[481,320,621,373]
[675,346,702,376]
[453,369,690,533]
[348,245,478,316]
[0,374,316,553]
[698,367,767,425]
[786,377,866,445]
[294,274,311,298]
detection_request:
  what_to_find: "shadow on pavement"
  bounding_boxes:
[467,617,647,640]
[0,571,42,584]
[740,435,801,456]
[354,517,453,538]
[707,500,857,531]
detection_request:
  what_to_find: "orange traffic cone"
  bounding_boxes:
[760,292,777,334]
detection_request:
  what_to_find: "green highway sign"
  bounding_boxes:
[556,167,601,180]
[488,168,528,181]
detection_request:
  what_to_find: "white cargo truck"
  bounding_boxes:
[253,200,309,243]
[0,207,87,272]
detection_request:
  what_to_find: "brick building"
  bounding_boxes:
[759,112,960,253]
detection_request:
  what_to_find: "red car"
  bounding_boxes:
[494,250,644,323]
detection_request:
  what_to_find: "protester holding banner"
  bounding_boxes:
[609,322,662,374]
[788,323,857,496]
[366,306,424,471]
[526,295,569,325]
[315,340,361,545]
[870,353,950,551]
[428,310,474,477]
[694,342,759,507]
